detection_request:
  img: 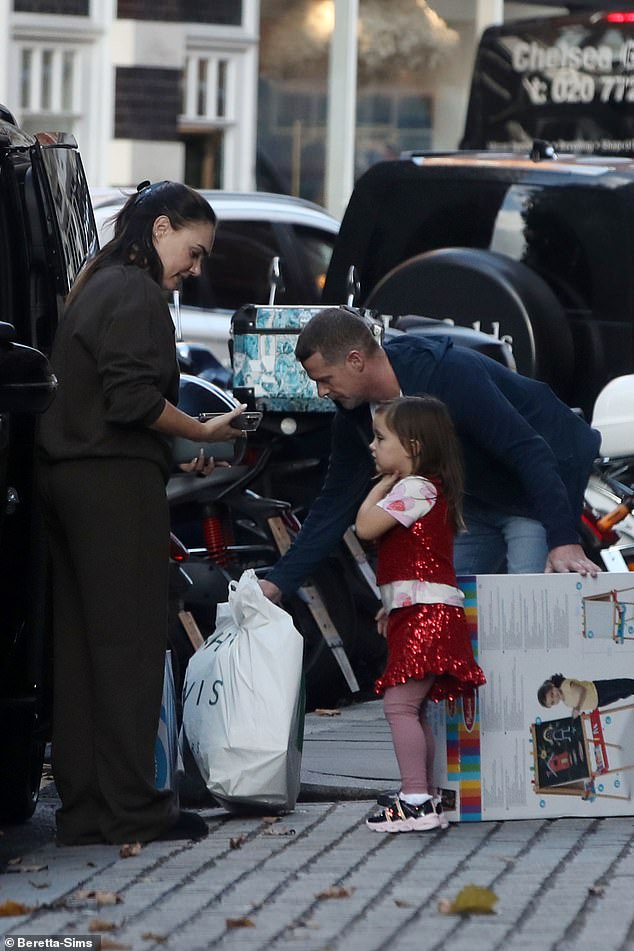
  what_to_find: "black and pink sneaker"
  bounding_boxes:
[366,796,441,833]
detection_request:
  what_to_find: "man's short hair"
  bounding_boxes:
[295,306,381,364]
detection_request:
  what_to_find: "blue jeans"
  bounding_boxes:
[454,501,549,575]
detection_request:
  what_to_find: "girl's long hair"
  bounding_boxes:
[68,181,216,303]
[376,395,465,532]
[537,673,564,706]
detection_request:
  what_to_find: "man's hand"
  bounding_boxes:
[545,544,600,577]
[258,579,283,604]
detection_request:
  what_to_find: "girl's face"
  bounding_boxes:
[543,686,562,707]
[370,416,415,477]
[152,215,215,291]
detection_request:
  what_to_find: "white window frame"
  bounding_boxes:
[180,6,259,191]
[183,54,235,124]
[18,43,82,121]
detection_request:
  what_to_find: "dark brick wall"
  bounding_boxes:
[183,0,241,24]
[13,0,89,13]
[116,0,241,24]
[114,67,181,141]
[117,0,181,20]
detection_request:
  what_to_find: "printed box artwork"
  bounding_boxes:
[431,573,634,821]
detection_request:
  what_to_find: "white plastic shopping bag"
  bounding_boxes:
[155,650,183,793]
[181,569,305,812]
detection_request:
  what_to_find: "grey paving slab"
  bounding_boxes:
[1,701,634,951]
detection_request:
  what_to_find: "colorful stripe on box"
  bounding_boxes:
[456,576,483,820]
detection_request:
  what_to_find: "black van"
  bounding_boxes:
[0,108,95,820]
[321,149,634,418]
[461,10,634,157]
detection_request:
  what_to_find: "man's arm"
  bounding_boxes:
[433,350,598,574]
[264,412,375,597]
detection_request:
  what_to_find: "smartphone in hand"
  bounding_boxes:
[198,411,263,432]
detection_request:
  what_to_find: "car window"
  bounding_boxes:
[181,220,294,310]
[291,224,336,297]
[35,142,97,294]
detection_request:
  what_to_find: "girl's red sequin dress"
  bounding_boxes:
[374,479,485,702]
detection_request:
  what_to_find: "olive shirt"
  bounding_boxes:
[39,264,179,480]
[560,678,598,712]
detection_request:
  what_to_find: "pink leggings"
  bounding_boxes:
[383,676,435,796]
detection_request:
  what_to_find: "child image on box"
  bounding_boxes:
[355,396,486,833]
[538,674,634,718]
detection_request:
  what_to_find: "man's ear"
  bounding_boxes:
[346,349,365,372]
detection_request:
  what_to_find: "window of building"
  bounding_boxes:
[183,54,231,121]
[181,53,237,188]
[17,44,81,136]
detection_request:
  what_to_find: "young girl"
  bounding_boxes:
[538,674,634,717]
[355,396,486,833]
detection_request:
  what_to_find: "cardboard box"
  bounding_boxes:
[432,573,634,821]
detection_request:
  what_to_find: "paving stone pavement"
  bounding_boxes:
[1,700,633,951]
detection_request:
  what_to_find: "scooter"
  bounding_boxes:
[582,374,634,569]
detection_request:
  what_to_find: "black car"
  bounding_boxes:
[0,107,96,820]
[322,149,634,418]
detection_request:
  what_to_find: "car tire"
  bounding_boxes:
[365,247,575,401]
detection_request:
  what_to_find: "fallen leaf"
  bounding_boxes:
[0,900,34,916]
[89,919,118,932]
[28,881,50,890]
[262,816,280,824]
[101,940,131,950]
[589,885,606,896]
[316,886,354,900]
[439,885,498,915]
[119,842,143,859]
[263,827,296,837]
[230,835,247,849]
[314,708,341,717]
[226,917,255,928]
[142,933,167,943]
[394,899,412,908]
[72,889,123,907]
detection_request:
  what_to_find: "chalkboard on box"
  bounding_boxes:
[531,716,590,792]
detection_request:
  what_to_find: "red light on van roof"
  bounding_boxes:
[604,11,634,21]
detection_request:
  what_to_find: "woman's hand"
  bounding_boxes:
[178,448,230,475]
[150,400,248,442]
[200,404,248,442]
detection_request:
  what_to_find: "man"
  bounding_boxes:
[260,307,600,603]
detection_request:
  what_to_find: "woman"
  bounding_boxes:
[39,180,244,845]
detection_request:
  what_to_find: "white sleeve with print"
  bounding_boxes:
[376,475,437,526]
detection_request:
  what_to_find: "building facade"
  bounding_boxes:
[1,0,260,190]
[1,1,557,203]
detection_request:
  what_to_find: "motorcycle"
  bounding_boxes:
[166,271,520,709]
[167,374,386,712]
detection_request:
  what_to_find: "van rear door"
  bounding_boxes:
[461,11,634,157]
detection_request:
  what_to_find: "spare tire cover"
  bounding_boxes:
[365,247,574,400]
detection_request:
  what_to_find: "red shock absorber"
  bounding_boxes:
[202,509,230,566]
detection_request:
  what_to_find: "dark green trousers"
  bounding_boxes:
[41,458,178,844]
